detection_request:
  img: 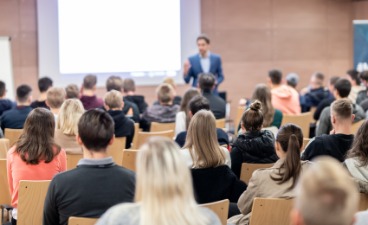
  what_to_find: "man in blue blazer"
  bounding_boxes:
[183,35,224,92]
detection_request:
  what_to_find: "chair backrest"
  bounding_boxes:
[235,107,245,136]
[352,119,365,135]
[150,122,175,133]
[281,112,313,138]
[122,149,139,172]
[215,118,226,129]
[136,130,175,148]
[249,198,293,225]
[200,199,229,225]
[240,163,274,184]
[359,193,368,211]
[0,159,11,205]
[131,123,140,149]
[4,128,23,147]
[0,138,10,158]
[68,217,98,225]
[66,153,84,170]
[17,180,51,225]
[107,137,126,166]
[303,138,310,150]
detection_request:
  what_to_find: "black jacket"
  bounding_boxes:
[107,110,135,149]
[202,91,226,119]
[124,95,148,114]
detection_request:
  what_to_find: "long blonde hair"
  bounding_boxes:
[136,137,209,225]
[57,99,85,135]
[183,110,226,168]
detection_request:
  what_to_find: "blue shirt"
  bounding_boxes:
[200,52,211,73]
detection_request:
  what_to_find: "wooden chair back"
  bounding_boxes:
[352,120,365,135]
[281,112,313,138]
[150,122,175,133]
[359,193,368,211]
[107,137,126,166]
[17,180,51,225]
[0,139,10,159]
[122,149,139,172]
[249,198,293,225]
[0,159,11,205]
[240,163,274,184]
[68,217,98,225]
[200,199,229,225]
[235,107,245,136]
[131,123,140,149]
[66,153,83,170]
[303,138,310,151]
[215,118,226,129]
[136,130,174,148]
[4,128,23,147]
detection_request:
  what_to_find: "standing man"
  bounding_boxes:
[183,35,224,92]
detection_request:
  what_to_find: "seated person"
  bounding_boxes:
[285,72,299,89]
[303,99,355,162]
[231,100,278,178]
[80,74,103,110]
[0,81,15,116]
[356,71,368,104]
[228,124,311,225]
[43,109,136,225]
[316,78,365,136]
[346,69,365,103]
[174,88,200,136]
[104,90,135,149]
[65,84,79,99]
[313,76,339,121]
[300,72,329,112]
[45,87,66,121]
[175,95,229,148]
[31,76,52,109]
[1,85,33,131]
[122,78,148,114]
[153,77,182,106]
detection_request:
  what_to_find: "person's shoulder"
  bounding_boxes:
[97,203,140,225]
[114,165,136,177]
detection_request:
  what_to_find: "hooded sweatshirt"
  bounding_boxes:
[141,104,179,123]
[271,85,301,115]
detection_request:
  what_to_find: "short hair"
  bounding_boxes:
[83,74,97,90]
[106,76,123,92]
[198,73,215,92]
[242,100,263,131]
[57,99,85,135]
[122,78,136,93]
[156,83,174,104]
[188,95,210,115]
[38,77,53,92]
[269,69,282,85]
[360,70,368,82]
[16,85,32,103]
[286,73,299,88]
[104,90,123,109]
[313,72,325,86]
[0,81,6,97]
[334,78,351,98]
[347,69,360,85]
[78,109,114,151]
[294,157,359,225]
[331,99,353,120]
[196,34,210,44]
[65,84,79,99]
[46,87,66,109]
[329,76,340,86]
[163,77,176,89]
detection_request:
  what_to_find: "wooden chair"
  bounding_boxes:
[303,138,310,150]
[4,128,23,147]
[0,159,11,206]
[68,217,98,225]
[107,137,126,166]
[215,118,226,129]
[150,122,175,133]
[17,180,51,225]
[200,199,229,225]
[0,139,10,159]
[122,149,139,172]
[66,153,83,170]
[352,119,365,135]
[281,112,313,138]
[359,193,368,211]
[249,198,293,225]
[240,163,274,184]
[131,123,140,149]
[235,106,245,136]
[136,130,174,148]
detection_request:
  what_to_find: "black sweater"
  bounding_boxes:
[1,106,33,131]
[107,110,135,149]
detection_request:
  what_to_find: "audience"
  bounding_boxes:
[286,72,299,89]
[303,99,355,162]
[228,124,311,225]
[80,74,103,110]
[96,137,221,225]
[43,109,135,225]
[356,70,368,105]
[122,78,148,114]
[45,87,66,121]
[174,88,200,136]
[300,72,328,112]
[0,81,15,116]
[7,108,66,225]
[231,101,278,178]
[313,76,339,121]
[268,69,301,115]
[104,90,135,149]
[31,77,52,109]
[65,84,79,99]
[153,77,182,106]
[346,69,364,103]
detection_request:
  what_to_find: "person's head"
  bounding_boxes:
[184,110,226,168]
[241,101,263,132]
[272,123,303,189]
[65,84,79,99]
[347,120,368,167]
[156,83,174,105]
[82,74,97,91]
[251,84,274,127]
[0,81,6,98]
[106,75,123,92]
[180,88,200,112]
[328,76,340,93]
[286,73,299,88]
[163,77,177,90]
[16,84,32,105]
[268,69,283,86]
[346,69,360,86]
[104,90,123,110]
[57,99,85,135]
[291,157,359,225]
[16,108,60,164]
[136,137,209,225]
[38,77,53,93]
[333,78,351,99]
[310,72,324,89]
[198,73,215,92]
[359,70,368,87]
[330,99,354,130]
[122,78,136,93]
[46,87,66,110]
[196,34,210,56]
[188,95,210,118]
[77,109,114,152]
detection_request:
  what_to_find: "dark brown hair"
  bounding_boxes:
[122,78,136,93]
[106,75,123,92]
[241,100,263,132]
[268,69,282,85]
[198,73,215,92]
[180,88,200,112]
[16,108,60,164]
[83,74,97,89]
[65,84,79,99]
[360,71,368,82]
[251,84,275,127]
[347,120,368,167]
[196,34,210,44]
[0,81,6,97]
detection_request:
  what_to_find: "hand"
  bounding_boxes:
[183,59,191,76]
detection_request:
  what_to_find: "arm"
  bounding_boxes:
[183,59,192,84]
[229,174,247,203]
[230,147,243,178]
[237,170,259,215]
[216,56,224,85]
[43,179,60,225]
[316,108,330,136]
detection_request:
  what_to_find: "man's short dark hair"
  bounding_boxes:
[198,73,215,92]
[106,76,123,92]
[78,109,115,152]
[334,78,351,98]
[122,78,136,93]
[347,69,360,85]
[269,70,282,85]
[0,81,6,97]
[38,77,53,93]
[197,34,210,44]
[188,95,210,115]
[17,85,32,103]
[329,76,340,86]
[360,71,368,82]
[83,74,97,90]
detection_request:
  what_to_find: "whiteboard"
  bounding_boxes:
[0,37,14,100]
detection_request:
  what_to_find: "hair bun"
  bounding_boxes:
[250,100,262,111]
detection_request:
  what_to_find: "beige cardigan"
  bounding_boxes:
[54,129,82,154]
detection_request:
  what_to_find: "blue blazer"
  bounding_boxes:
[184,53,224,89]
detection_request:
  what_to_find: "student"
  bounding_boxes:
[285,73,299,89]
[153,77,182,106]
[174,88,200,136]
[104,90,135,149]
[96,137,221,225]
[43,109,135,225]
[346,69,365,103]
[302,99,355,162]
[0,80,15,116]
[356,70,368,104]
[300,72,328,112]
[80,74,103,110]
[122,78,148,114]
[31,77,52,109]
[65,84,79,99]
[313,76,339,121]
[231,100,278,178]
[228,124,311,225]
[45,87,66,121]
[291,157,359,225]
[7,108,66,225]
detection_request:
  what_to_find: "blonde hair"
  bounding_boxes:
[46,87,66,109]
[156,83,174,104]
[294,157,359,225]
[163,77,176,89]
[136,137,209,225]
[184,110,226,168]
[57,99,85,135]
[104,90,123,109]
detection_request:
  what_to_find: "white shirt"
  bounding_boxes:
[200,52,211,73]
[174,111,186,136]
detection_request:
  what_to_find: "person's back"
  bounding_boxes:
[80,74,103,110]
[356,71,368,104]
[0,81,15,116]
[300,73,327,112]
[199,73,226,119]
[122,78,148,114]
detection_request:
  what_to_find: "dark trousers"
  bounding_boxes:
[11,218,16,225]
